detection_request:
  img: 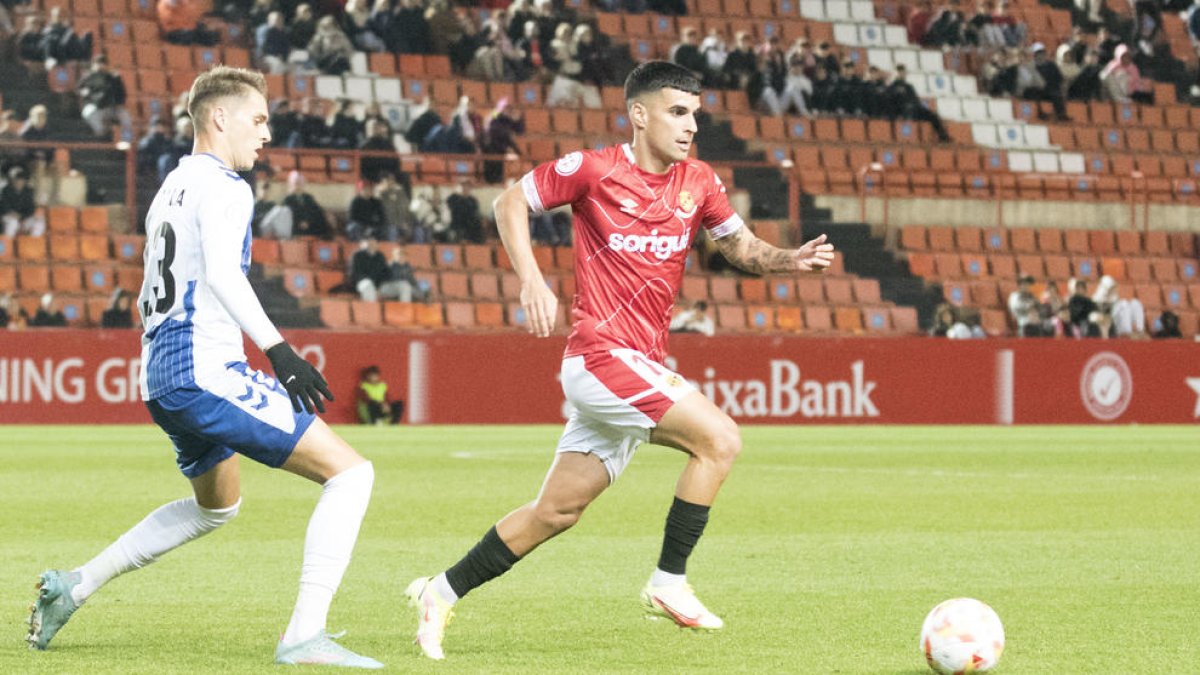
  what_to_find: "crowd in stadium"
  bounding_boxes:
[0,0,1198,337]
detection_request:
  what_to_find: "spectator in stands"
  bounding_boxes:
[342,0,384,52]
[327,99,360,148]
[1076,0,1104,26]
[349,237,390,301]
[721,31,757,90]
[356,366,404,425]
[506,0,535,43]
[0,0,14,37]
[40,6,93,64]
[701,28,729,77]
[256,10,291,73]
[990,0,1025,47]
[809,64,834,112]
[136,116,172,173]
[246,0,272,31]
[772,55,813,117]
[251,168,282,237]
[513,19,545,81]
[1007,274,1042,337]
[426,0,462,56]
[0,111,18,140]
[377,172,415,241]
[863,66,890,117]
[481,98,524,184]
[157,115,193,182]
[445,182,484,243]
[283,170,332,238]
[758,34,789,96]
[20,104,52,169]
[289,3,316,50]
[410,186,448,241]
[1068,49,1103,99]
[831,60,865,115]
[468,22,508,81]
[359,119,400,183]
[157,0,218,46]
[965,0,1006,47]
[293,97,331,148]
[1030,44,1070,121]
[0,293,21,329]
[1093,274,1146,338]
[530,209,570,246]
[360,101,393,136]
[1039,279,1064,335]
[101,290,135,329]
[1102,44,1154,103]
[347,180,388,241]
[1068,278,1100,337]
[268,99,299,146]
[1060,26,1089,65]
[1057,44,1083,93]
[925,1,966,47]
[908,0,935,45]
[1,167,43,237]
[671,27,710,84]
[29,292,66,327]
[383,246,426,302]
[1131,0,1162,54]
[18,15,44,62]
[1096,27,1120,65]
[308,15,355,75]
[887,64,952,142]
[385,0,431,54]
[76,55,134,140]
[670,300,715,336]
[546,24,603,108]
[1152,310,1182,338]
[929,303,960,337]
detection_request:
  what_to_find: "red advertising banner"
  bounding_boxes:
[0,330,1197,425]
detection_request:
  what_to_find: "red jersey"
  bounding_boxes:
[520,143,743,363]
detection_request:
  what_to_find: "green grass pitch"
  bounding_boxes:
[2,425,1198,674]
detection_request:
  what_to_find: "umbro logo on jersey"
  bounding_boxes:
[618,198,640,215]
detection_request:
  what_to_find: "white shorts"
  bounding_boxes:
[556,349,696,483]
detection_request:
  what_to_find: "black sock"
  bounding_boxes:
[656,497,710,575]
[444,526,520,599]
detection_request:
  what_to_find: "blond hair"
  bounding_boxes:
[187,66,267,133]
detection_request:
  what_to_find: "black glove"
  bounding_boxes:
[265,342,333,414]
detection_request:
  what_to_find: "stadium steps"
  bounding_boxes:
[248,264,322,329]
[696,116,793,220]
[800,201,941,327]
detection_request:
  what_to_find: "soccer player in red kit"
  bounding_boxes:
[405,61,835,659]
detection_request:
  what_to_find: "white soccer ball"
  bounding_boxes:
[919,598,1005,674]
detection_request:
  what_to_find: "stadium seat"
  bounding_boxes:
[716,304,746,330]
[747,306,774,330]
[18,264,51,291]
[739,278,767,303]
[415,303,445,327]
[351,300,383,327]
[1036,228,1063,253]
[1089,230,1116,255]
[469,272,500,300]
[319,299,352,328]
[803,306,833,332]
[833,307,863,333]
[49,234,81,261]
[283,268,314,297]
[775,306,802,332]
[252,239,281,265]
[1150,258,1177,282]
[444,301,474,328]
[16,235,47,260]
[475,302,506,328]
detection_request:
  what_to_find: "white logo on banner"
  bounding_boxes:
[1080,352,1133,421]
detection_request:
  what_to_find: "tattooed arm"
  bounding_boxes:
[710,227,835,276]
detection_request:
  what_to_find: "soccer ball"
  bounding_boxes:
[919,598,1005,674]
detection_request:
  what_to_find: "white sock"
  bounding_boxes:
[282,461,374,645]
[72,497,241,604]
[430,572,459,605]
[650,569,687,588]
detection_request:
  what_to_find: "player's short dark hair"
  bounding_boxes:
[188,65,268,133]
[623,61,701,104]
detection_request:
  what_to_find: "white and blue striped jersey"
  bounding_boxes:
[138,153,283,400]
